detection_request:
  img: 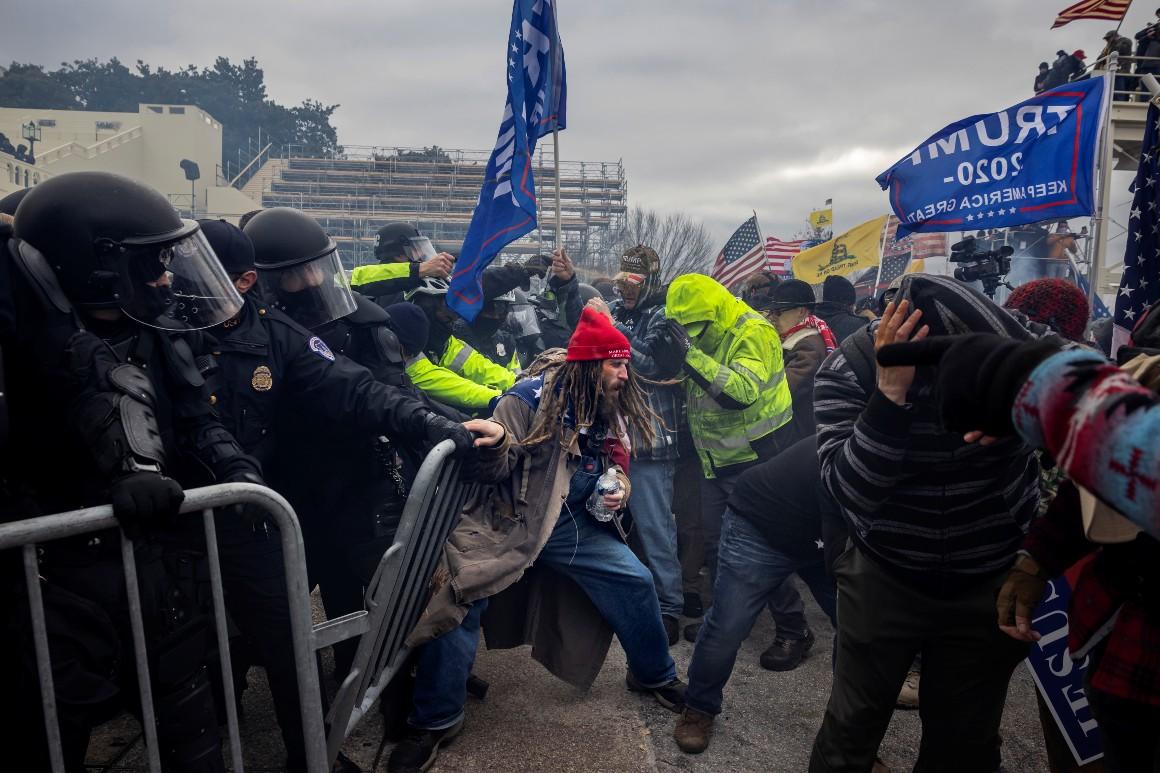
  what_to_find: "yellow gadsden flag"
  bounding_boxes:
[808,207,833,231]
[792,215,888,284]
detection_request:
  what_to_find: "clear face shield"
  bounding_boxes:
[402,236,437,263]
[508,303,542,339]
[259,248,357,329]
[121,227,243,330]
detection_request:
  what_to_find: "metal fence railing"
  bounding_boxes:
[322,439,475,763]
[8,439,475,771]
[1,483,328,773]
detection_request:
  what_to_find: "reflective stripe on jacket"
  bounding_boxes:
[439,335,517,392]
[667,274,793,478]
[405,353,500,414]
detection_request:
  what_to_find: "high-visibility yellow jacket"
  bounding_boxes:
[437,336,516,393]
[666,275,793,478]
[405,354,501,414]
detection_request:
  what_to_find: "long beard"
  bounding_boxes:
[597,388,623,426]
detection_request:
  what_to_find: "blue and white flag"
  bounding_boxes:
[1112,101,1160,354]
[877,77,1109,237]
[449,0,567,321]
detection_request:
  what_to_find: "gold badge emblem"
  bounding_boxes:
[251,365,273,392]
[222,316,240,329]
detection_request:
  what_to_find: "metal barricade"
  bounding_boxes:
[320,439,475,764]
[0,482,329,773]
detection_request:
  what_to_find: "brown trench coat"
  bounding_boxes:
[405,387,632,689]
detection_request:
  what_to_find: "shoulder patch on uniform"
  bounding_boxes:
[308,336,336,361]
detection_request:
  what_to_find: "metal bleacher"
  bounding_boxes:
[242,144,628,268]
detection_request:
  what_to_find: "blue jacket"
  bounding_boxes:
[610,294,683,461]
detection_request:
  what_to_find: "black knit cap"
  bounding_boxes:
[821,275,857,307]
[384,302,430,355]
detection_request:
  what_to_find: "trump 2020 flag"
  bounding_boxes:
[876,76,1108,237]
[449,0,567,322]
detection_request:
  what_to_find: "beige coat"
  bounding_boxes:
[406,385,631,688]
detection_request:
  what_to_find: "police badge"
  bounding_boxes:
[251,365,274,392]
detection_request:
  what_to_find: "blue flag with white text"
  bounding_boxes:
[877,77,1108,237]
[449,0,567,321]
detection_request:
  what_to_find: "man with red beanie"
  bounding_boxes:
[389,307,685,773]
[1003,278,1090,342]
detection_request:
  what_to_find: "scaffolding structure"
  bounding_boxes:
[248,144,628,270]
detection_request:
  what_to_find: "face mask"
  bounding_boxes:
[134,284,175,322]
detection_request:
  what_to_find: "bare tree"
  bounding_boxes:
[592,206,714,282]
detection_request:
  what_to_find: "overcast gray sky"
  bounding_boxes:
[3,0,1152,247]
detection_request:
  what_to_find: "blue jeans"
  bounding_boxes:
[410,501,678,730]
[628,458,683,619]
[685,509,836,716]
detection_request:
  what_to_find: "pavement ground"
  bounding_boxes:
[85,579,1051,772]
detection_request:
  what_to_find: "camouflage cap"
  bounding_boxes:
[617,244,661,277]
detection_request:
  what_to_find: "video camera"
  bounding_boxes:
[948,236,1013,298]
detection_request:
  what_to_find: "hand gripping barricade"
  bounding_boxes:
[5,439,472,772]
[321,438,476,764]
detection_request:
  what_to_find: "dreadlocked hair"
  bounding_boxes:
[521,358,658,452]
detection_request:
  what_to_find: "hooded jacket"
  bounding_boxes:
[666,275,793,477]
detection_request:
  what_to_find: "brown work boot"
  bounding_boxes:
[674,707,714,754]
[896,668,920,710]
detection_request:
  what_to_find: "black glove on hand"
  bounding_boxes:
[876,333,1062,436]
[424,413,475,456]
[666,318,694,353]
[110,471,185,538]
[223,470,269,528]
[523,255,551,279]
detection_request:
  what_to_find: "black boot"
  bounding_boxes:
[759,628,815,672]
[387,719,464,773]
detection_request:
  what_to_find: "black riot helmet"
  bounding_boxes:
[13,171,242,329]
[0,187,30,216]
[244,207,357,329]
[374,221,436,264]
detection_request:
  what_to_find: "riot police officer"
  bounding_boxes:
[348,222,454,308]
[3,171,260,772]
[239,209,475,682]
[196,219,472,773]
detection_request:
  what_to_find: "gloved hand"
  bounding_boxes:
[109,471,185,538]
[996,553,1050,642]
[424,413,476,456]
[523,254,552,279]
[666,318,694,353]
[875,333,1062,436]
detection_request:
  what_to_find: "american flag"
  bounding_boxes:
[765,237,806,277]
[877,215,950,287]
[711,215,765,289]
[1113,103,1160,355]
[1052,0,1130,28]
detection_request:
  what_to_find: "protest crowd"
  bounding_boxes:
[6,1,1160,772]
[2,167,1159,773]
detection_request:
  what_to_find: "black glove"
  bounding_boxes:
[876,334,1062,436]
[666,318,694,353]
[523,255,551,279]
[109,471,185,538]
[424,413,475,456]
[222,470,269,528]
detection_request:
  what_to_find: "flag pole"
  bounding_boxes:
[553,128,562,254]
[753,209,765,274]
[1089,65,1116,306]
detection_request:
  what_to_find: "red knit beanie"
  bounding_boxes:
[566,307,632,361]
[1003,278,1089,341]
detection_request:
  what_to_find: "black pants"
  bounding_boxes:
[1086,667,1160,773]
[809,547,1028,772]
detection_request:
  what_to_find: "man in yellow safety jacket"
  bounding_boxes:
[406,278,516,393]
[385,301,501,416]
[349,222,455,308]
[666,275,813,667]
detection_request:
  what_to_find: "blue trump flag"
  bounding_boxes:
[877,76,1108,237]
[448,0,567,322]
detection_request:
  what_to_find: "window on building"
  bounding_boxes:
[5,163,12,184]
[37,119,56,127]
[169,107,185,115]
[147,106,163,114]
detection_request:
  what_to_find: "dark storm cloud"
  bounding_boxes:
[2,0,1146,244]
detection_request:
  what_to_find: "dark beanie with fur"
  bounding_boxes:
[896,274,1032,339]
